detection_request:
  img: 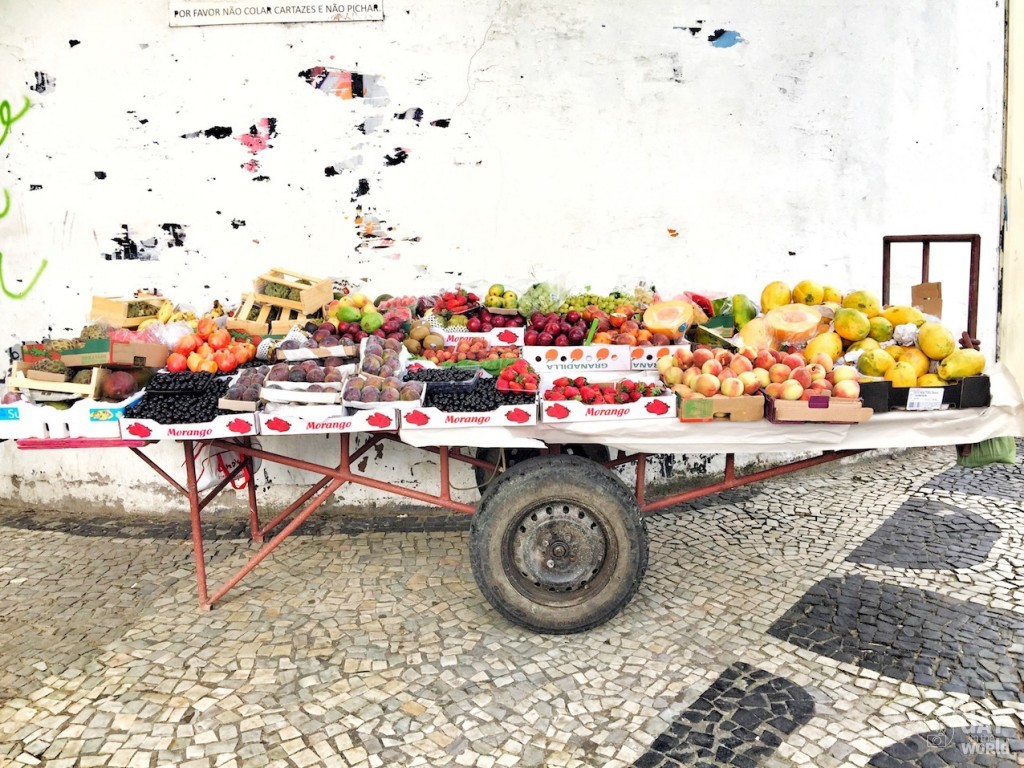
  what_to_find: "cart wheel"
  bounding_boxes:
[473,444,611,493]
[470,454,648,634]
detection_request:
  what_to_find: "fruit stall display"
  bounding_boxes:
[0,272,997,440]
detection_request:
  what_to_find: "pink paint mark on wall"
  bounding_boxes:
[236,117,277,154]
[298,66,389,106]
[242,159,261,173]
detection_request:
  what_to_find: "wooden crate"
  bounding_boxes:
[253,268,332,314]
[90,295,165,328]
[227,293,322,336]
[7,363,105,398]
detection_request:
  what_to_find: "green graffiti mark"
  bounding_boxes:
[0,97,31,148]
[0,252,48,299]
[0,189,9,220]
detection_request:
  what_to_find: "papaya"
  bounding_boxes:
[763,304,821,344]
[857,348,896,377]
[868,316,895,343]
[917,373,946,387]
[895,346,929,378]
[337,306,362,323]
[642,301,694,338]
[918,322,956,360]
[884,361,918,388]
[731,294,758,329]
[881,305,925,327]
[792,280,824,306]
[803,332,843,363]
[760,281,791,313]
[842,290,882,318]
[822,285,843,304]
[846,338,881,354]
[937,349,986,381]
[833,308,871,342]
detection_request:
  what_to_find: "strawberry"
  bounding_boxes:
[509,380,523,392]
[500,367,517,381]
[604,394,617,404]
[512,359,529,374]
[615,391,630,404]
[546,390,565,401]
[564,386,580,399]
[574,376,588,388]
[553,376,571,388]
[630,390,642,402]
[497,378,510,392]
[620,379,635,391]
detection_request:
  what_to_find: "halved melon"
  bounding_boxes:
[737,316,773,349]
[642,301,694,338]
[763,303,822,344]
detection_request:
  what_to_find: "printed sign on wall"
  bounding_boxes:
[169,1,383,26]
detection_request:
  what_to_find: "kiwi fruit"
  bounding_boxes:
[410,324,430,342]
[403,338,422,355]
[422,333,445,351]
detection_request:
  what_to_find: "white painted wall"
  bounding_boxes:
[0,0,1007,513]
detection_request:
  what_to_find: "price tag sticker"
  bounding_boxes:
[905,387,945,411]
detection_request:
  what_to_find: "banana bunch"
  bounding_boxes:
[137,301,196,330]
[204,300,225,319]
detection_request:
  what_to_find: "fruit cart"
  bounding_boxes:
[16,360,1023,634]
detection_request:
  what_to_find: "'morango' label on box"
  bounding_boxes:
[305,419,353,431]
[166,426,215,438]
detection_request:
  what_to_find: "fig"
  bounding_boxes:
[360,387,380,403]
[380,387,400,402]
[288,369,307,382]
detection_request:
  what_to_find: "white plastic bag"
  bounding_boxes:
[183,438,262,492]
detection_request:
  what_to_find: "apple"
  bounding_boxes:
[768,363,792,383]
[738,371,761,395]
[719,377,745,398]
[524,329,539,345]
[779,379,805,400]
[834,379,861,399]
[701,359,723,377]
[694,374,721,397]
[729,355,753,375]
[789,366,813,389]
[537,332,554,346]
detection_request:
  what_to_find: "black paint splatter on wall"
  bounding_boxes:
[384,148,409,166]
[181,126,233,140]
[252,176,270,182]
[160,223,186,247]
[394,107,424,122]
[230,219,246,229]
[430,118,450,128]
[94,171,107,180]
[69,40,81,47]
[353,179,370,199]
[101,224,188,261]
[29,185,42,191]
[29,72,55,94]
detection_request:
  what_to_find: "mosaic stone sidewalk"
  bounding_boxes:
[0,444,1022,767]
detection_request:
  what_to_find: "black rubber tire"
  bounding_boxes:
[470,454,648,634]
[473,444,611,493]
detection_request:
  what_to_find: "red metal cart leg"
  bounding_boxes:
[182,440,211,610]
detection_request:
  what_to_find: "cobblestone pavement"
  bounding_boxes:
[0,444,1022,767]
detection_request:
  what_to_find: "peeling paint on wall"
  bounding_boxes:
[230,218,246,229]
[430,118,450,128]
[29,72,55,94]
[101,223,188,261]
[324,154,364,177]
[708,29,744,48]
[384,148,409,166]
[181,125,233,140]
[394,107,423,122]
[298,66,389,106]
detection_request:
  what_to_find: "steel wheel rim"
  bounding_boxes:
[502,499,615,606]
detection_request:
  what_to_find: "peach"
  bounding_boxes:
[809,379,833,394]
[799,390,815,401]
[752,367,771,388]
[833,379,861,399]
[656,355,677,376]
[805,363,828,382]
[692,347,715,367]
[719,377,745,398]
[779,379,805,400]
[682,366,701,388]
[810,352,834,372]
[789,366,813,389]
[738,346,757,361]
[688,392,706,399]
[674,347,694,368]
[782,353,805,370]
[768,363,792,383]
[770,349,786,363]
[672,384,692,399]
[754,350,776,370]
[738,371,762,395]
[694,373,721,397]
[663,366,684,386]
[765,381,785,399]
[701,359,723,377]
[714,348,733,366]
[830,365,859,384]
[729,355,753,374]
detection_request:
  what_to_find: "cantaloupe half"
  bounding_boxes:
[642,301,694,339]
[763,304,822,344]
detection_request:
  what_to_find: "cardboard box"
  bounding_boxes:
[120,412,258,440]
[522,345,631,373]
[857,380,891,414]
[61,339,169,369]
[275,345,359,363]
[7,363,105,399]
[678,394,765,423]
[630,345,687,371]
[258,405,397,435]
[442,327,525,346]
[887,375,991,410]
[20,342,60,364]
[26,369,69,383]
[401,402,537,430]
[912,282,942,318]
[90,295,166,328]
[260,386,341,405]
[765,394,872,424]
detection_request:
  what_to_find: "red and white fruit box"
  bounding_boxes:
[119,413,259,441]
[538,372,675,423]
[629,345,687,371]
[257,404,397,435]
[522,345,631,373]
[400,402,537,430]
[0,401,49,439]
[443,327,525,346]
